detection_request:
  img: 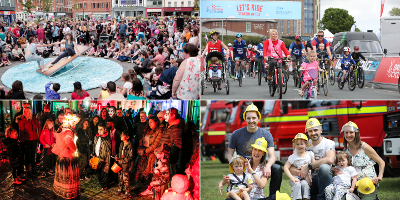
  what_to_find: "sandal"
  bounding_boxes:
[299,91,303,97]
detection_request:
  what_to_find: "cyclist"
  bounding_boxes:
[351,46,368,64]
[256,36,266,76]
[201,30,230,59]
[312,31,332,69]
[233,33,247,79]
[298,50,321,96]
[248,45,258,78]
[263,29,291,81]
[228,43,235,78]
[289,35,306,74]
[340,47,356,86]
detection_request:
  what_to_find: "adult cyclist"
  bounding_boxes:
[289,35,306,74]
[263,29,291,81]
[255,36,266,77]
[351,46,368,64]
[233,33,247,79]
[312,31,332,69]
[201,30,230,59]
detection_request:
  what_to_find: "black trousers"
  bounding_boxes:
[51,47,75,65]
[12,165,24,179]
[79,153,88,178]
[43,148,56,170]
[97,169,108,188]
[25,140,38,169]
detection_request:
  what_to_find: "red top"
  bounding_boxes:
[12,28,20,38]
[263,39,290,58]
[71,90,90,100]
[208,40,222,54]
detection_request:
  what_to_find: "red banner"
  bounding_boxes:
[373,57,400,85]
[380,0,385,17]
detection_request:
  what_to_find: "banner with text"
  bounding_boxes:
[200,0,301,19]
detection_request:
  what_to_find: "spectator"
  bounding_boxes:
[5,80,25,99]
[45,82,61,100]
[105,81,125,100]
[71,82,90,100]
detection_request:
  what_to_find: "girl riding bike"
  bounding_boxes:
[340,47,356,85]
[299,50,322,96]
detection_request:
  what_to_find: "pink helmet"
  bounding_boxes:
[154,29,159,34]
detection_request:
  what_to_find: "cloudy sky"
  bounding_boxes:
[320,0,400,33]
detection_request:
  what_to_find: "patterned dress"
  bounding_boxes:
[177,57,200,100]
[247,164,266,200]
[345,143,377,181]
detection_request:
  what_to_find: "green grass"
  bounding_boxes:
[201,159,400,200]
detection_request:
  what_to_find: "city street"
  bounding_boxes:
[201,72,400,100]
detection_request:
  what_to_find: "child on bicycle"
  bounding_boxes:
[317,43,330,68]
[299,50,321,96]
[351,46,368,64]
[340,47,356,84]
[208,57,222,80]
[248,46,258,78]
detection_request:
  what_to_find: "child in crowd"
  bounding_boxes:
[45,82,61,100]
[325,151,358,200]
[87,43,95,56]
[219,155,253,200]
[105,42,117,58]
[46,40,53,54]
[39,119,57,178]
[283,133,315,200]
[298,50,321,96]
[4,44,12,59]
[2,53,11,66]
[2,127,25,184]
[208,57,222,80]
[53,43,61,56]
[340,47,356,84]
[115,131,134,199]
[149,72,167,99]
[37,39,46,55]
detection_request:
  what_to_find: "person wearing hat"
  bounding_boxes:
[227,103,282,198]
[71,81,90,100]
[341,121,385,200]
[219,155,253,200]
[289,35,306,73]
[284,133,315,200]
[290,118,336,200]
[201,30,230,59]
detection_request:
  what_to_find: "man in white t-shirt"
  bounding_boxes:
[168,22,174,35]
[290,118,335,200]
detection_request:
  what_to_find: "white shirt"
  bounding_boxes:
[288,151,314,168]
[333,166,358,185]
[306,137,335,163]
[95,136,102,157]
[168,25,174,34]
[63,27,71,34]
[123,82,132,92]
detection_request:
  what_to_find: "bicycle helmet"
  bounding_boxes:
[343,47,350,52]
[228,43,232,47]
[261,36,267,41]
[209,30,219,36]
[354,46,359,50]
[236,33,242,38]
[295,35,302,41]
[253,46,258,50]
[248,44,253,48]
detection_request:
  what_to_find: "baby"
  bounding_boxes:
[208,57,222,79]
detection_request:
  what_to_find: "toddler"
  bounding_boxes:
[2,53,11,66]
[219,155,253,200]
[325,151,357,200]
[2,127,25,184]
[298,51,321,96]
[208,57,222,79]
[53,43,61,56]
[283,133,315,200]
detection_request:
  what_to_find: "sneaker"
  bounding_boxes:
[231,75,234,79]
[127,60,131,63]
[104,56,109,59]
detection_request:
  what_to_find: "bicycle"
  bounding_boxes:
[257,57,264,85]
[234,57,246,87]
[354,61,365,88]
[337,64,356,91]
[329,58,336,86]
[266,57,289,99]
[318,53,329,96]
[300,69,318,99]
[293,57,303,88]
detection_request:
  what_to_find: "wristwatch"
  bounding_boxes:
[251,172,256,176]
[308,163,312,170]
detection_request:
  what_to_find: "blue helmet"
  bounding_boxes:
[236,33,242,38]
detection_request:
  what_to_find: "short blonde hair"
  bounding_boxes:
[270,29,278,35]
[307,50,317,60]
[230,157,245,167]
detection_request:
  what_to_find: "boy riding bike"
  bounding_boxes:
[340,47,356,85]
[289,35,306,73]
[351,46,368,64]
[233,33,248,79]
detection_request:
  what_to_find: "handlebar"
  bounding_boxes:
[267,57,291,62]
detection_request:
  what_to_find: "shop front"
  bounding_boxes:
[164,7,193,17]
[0,11,15,25]
[146,8,162,18]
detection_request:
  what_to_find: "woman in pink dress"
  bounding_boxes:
[36,24,46,43]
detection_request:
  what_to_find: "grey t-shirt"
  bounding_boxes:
[119,24,128,34]
[228,127,274,160]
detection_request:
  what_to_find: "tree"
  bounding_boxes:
[40,0,53,13]
[355,27,361,32]
[19,0,35,13]
[389,7,400,16]
[194,0,199,11]
[71,0,79,11]
[319,8,356,34]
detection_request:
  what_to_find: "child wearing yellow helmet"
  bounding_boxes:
[325,151,358,200]
[219,155,253,200]
[283,133,315,200]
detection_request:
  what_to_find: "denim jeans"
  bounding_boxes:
[310,164,332,200]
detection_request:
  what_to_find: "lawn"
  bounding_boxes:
[201,159,400,200]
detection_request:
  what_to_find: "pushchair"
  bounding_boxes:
[201,51,230,95]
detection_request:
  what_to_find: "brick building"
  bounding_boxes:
[74,0,112,19]
[15,0,73,21]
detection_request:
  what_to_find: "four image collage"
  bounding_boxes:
[0,0,400,199]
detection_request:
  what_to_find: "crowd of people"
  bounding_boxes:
[0,16,200,100]
[218,104,384,200]
[1,102,200,199]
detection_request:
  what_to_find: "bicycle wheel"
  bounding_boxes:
[323,71,328,96]
[213,82,217,92]
[277,69,283,99]
[269,74,276,97]
[312,87,318,100]
[239,70,242,87]
[258,61,262,85]
[293,69,298,87]
[338,71,344,89]
[348,71,356,91]
[317,71,322,92]
[329,68,335,85]
[282,70,288,94]
[201,79,204,95]
[357,68,365,88]
[226,80,230,95]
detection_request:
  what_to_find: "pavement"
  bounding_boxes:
[0,55,142,100]
[0,159,153,200]
[201,70,400,100]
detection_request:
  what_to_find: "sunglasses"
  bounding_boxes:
[318,35,324,37]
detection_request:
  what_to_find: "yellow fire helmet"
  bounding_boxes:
[305,118,322,131]
[292,133,311,147]
[242,103,261,120]
[356,178,375,194]
[341,121,359,133]
[251,137,268,154]
[276,191,291,200]
[229,155,247,173]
